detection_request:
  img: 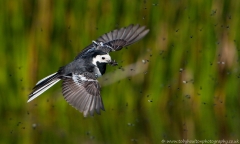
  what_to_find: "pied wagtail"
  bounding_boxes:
[28,24,149,116]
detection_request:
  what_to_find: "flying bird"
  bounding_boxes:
[28,24,149,116]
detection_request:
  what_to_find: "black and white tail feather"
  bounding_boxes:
[28,24,149,117]
[28,72,60,102]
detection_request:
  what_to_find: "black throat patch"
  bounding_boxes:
[96,62,107,75]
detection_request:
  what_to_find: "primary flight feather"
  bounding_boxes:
[28,24,149,117]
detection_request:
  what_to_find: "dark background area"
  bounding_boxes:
[0,0,239,143]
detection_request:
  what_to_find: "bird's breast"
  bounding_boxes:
[94,67,102,77]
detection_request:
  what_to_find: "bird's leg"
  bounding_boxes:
[109,60,118,66]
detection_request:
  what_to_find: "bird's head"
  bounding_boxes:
[91,50,111,66]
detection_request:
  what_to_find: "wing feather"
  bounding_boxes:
[126,25,142,41]
[89,97,96,115]
[95,96,100,114]
[75,24,149,58]
[101,34,109,41]
[116,27,125,39]
[107,31,113,41]
[112,29,118,39]
[127,29,150,45]
[125,25,137,40]
[62,74,104,117]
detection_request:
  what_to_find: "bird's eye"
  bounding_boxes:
[102,57,105,60]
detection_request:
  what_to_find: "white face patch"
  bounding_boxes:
[92,54,111,65]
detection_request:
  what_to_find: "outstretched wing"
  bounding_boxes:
[62,73,104,117]
[75,24,149,59]
[98,24,149,51]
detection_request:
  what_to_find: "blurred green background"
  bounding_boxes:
[0,0,240,143]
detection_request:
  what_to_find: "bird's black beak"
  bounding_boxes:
[109,60,118,66]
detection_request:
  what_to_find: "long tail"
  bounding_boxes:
[28,72,61,102]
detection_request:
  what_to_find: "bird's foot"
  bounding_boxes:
[109,60,118,66]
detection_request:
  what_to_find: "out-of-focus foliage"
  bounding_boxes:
[0,0,239,143]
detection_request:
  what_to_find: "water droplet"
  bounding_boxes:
[185,95,191,99]
[179,68,183,72]
[90,136,95,139]
[127,123,132,126]
[17,122,21,126]
[32,123,37,129]
[131,139,138,142]
[86,131,90,135]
